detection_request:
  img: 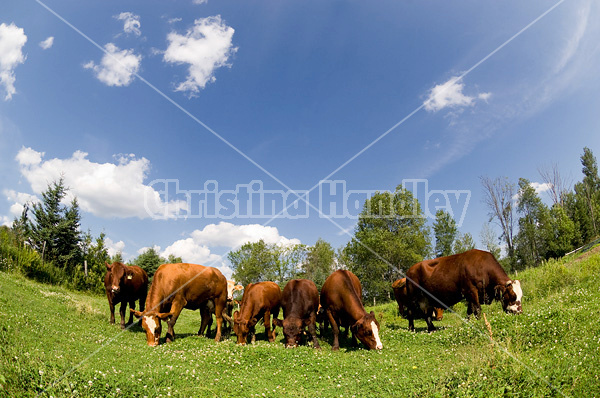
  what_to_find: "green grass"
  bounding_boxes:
[1,249,599,397]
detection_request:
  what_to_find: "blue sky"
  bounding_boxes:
[1,0,599,277]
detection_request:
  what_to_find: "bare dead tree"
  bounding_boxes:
[538,162,572,207]
[480,176,516,265]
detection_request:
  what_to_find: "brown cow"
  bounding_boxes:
[392,278,443,320]
[233,281,281,345]
[405,249,523,332]
[320,270,383,350]
[199,281,243,337]
[104,262,148,329]
[131,263,227,346]
[273,279,320,349]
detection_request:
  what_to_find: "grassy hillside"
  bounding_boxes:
[1,249,599,397]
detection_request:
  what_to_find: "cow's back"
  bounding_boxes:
[321,270,363,318]
[281,279,319,316]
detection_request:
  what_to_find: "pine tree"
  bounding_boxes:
[433,210,457,257]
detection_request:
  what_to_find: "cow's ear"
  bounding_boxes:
[273,318,283,328]
[505,280,512,287]
[105,262,112,270]
[234,285,243,291]
[131,309,143,318]
[233,311,240,321]
[125,270,134,280]
[156,312,171,321]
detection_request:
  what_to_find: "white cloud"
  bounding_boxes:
[167,18,183,24]
[424,77,476,112]
[39,36,54,50]
[1,215,11,227]
[530,182,552,195]
[115,12,141,37]
[15,147,187,219]
[478,92,492,101]
[163,16,236,95]
[105,237,125,257]
[193,0,208,4]
[4,189,39,217]
[191,221,301,248]
[0,22,27,100]
[84,43,141,87]
[158,222,301,279]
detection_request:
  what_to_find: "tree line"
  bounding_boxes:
[1,177,181,294]
[1,148,598,302]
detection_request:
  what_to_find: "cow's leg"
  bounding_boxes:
[127,300,135,325]
[308,313,320,349]
[407,310,415,332]
[465,288,481,320]
[107,296,116,324]
[165,300,185,343]
[137,293,146,326]
[264,310,274,342]
[425,313,436,332]
[270,305,280,341]
[326,310,340,351]
[119,301,127,329]
[213,299,225,342]
[198,305,211,337]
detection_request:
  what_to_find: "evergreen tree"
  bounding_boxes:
[28,178,82,270]
[134,247,164,279]
[433,210,457,257]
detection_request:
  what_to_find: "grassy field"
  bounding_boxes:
[1,249,599,397]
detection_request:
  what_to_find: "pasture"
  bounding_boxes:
[1,249,599,397]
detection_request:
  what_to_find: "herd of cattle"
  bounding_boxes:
[104,249,523,350]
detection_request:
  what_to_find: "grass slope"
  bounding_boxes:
[1,249,599,398]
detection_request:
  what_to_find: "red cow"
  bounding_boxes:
[320,270,383,350]
[233,282,281,345]
[273,279,320,349]
[392,278,443,320]
[104,262,148,329]
[131,263,227,346]
[405,249,523,332]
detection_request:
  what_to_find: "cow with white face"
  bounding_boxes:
[132,263,228,346]
[497,280,523,314]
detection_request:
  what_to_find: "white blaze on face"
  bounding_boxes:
[370,321,383,350]
[227,280,235,300]
[144,316,157,335]
[507,280,523,313]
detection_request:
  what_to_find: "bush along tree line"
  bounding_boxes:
[2,148,599,302]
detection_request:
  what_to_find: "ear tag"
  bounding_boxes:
[127,275,133,280]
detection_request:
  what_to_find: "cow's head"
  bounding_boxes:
[432,308,444,321]
[495,280,523,314]
[227,281,243,301]
[131,309,170,346]
[106,262,133,294]
[351,311,383,350]
[233,311,250,345]
[273,317,309,348]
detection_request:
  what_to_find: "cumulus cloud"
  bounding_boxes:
[4,189,39,217]
[84,43,141,87]
[114,12,141,37]
[158,222,301,278]
[39,36,54,50]
[424,76,491,112]
[105,237,126,257]
[191,222,301,248]
[15,147,187,219]
[530,182,552,195]
[163,16,236,95]
[0,22,27,100]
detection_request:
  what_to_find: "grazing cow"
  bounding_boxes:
[392,278,443,320]
[273,279,320,349]
[405,249,523,332]
[104,262,148,329]
[131,263,227,346]
[233,282,281,345]
[199,281,243,337]
[320,270,383,351]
